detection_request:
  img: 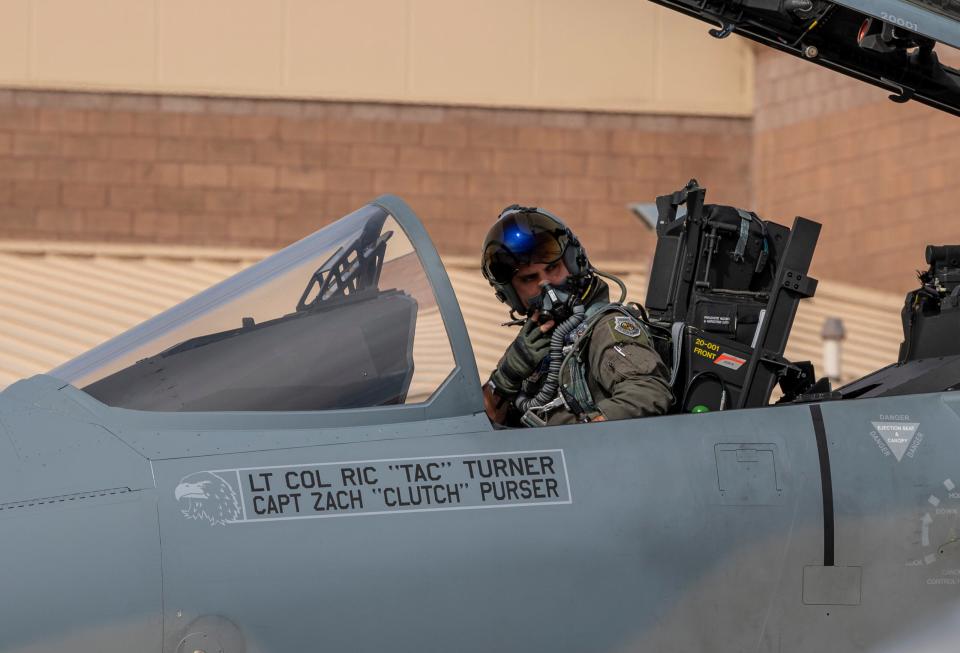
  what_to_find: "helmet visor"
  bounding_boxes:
[482,211,569,284]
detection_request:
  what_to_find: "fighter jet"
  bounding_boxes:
[4,4,960,653]
[0,181,957,652]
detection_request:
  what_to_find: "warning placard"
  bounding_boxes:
[174,450,572,526]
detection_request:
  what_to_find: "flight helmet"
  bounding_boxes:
[480,205,591,314]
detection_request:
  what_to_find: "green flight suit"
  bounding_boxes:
[543,310,673,425]
[504,286,673,427]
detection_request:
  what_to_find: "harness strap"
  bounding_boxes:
[560,303,652,418]
[734,209,752,262]
[669,321,685,387]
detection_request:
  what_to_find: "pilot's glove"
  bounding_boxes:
[489,318,553,396]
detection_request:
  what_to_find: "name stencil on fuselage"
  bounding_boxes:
[174,450,571,526]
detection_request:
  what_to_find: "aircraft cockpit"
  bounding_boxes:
[48,189,960,419]
[50,201,465,414]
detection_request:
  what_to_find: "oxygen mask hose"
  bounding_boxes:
[516,303,586,413]
[594,269,627,303]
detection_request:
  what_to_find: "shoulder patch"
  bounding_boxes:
[613,315,641,338]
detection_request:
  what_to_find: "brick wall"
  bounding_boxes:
[0,89,752,262]
[4,52,958,294]
[752,49,960,294]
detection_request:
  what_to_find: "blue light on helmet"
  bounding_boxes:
[503,224,535,256]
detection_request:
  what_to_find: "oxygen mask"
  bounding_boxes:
[528,282,579,324]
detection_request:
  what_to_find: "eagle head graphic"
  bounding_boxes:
[174,472,242,526]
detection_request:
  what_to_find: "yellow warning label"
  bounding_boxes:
[693,337,720,361]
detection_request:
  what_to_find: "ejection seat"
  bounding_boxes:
[641,181,823,413]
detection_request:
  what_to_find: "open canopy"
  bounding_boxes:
[648,0,960,117]
[51,199,475,414]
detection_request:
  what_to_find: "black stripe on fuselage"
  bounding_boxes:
[810,403,835,566]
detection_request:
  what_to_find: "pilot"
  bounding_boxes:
[481,205,673,427]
